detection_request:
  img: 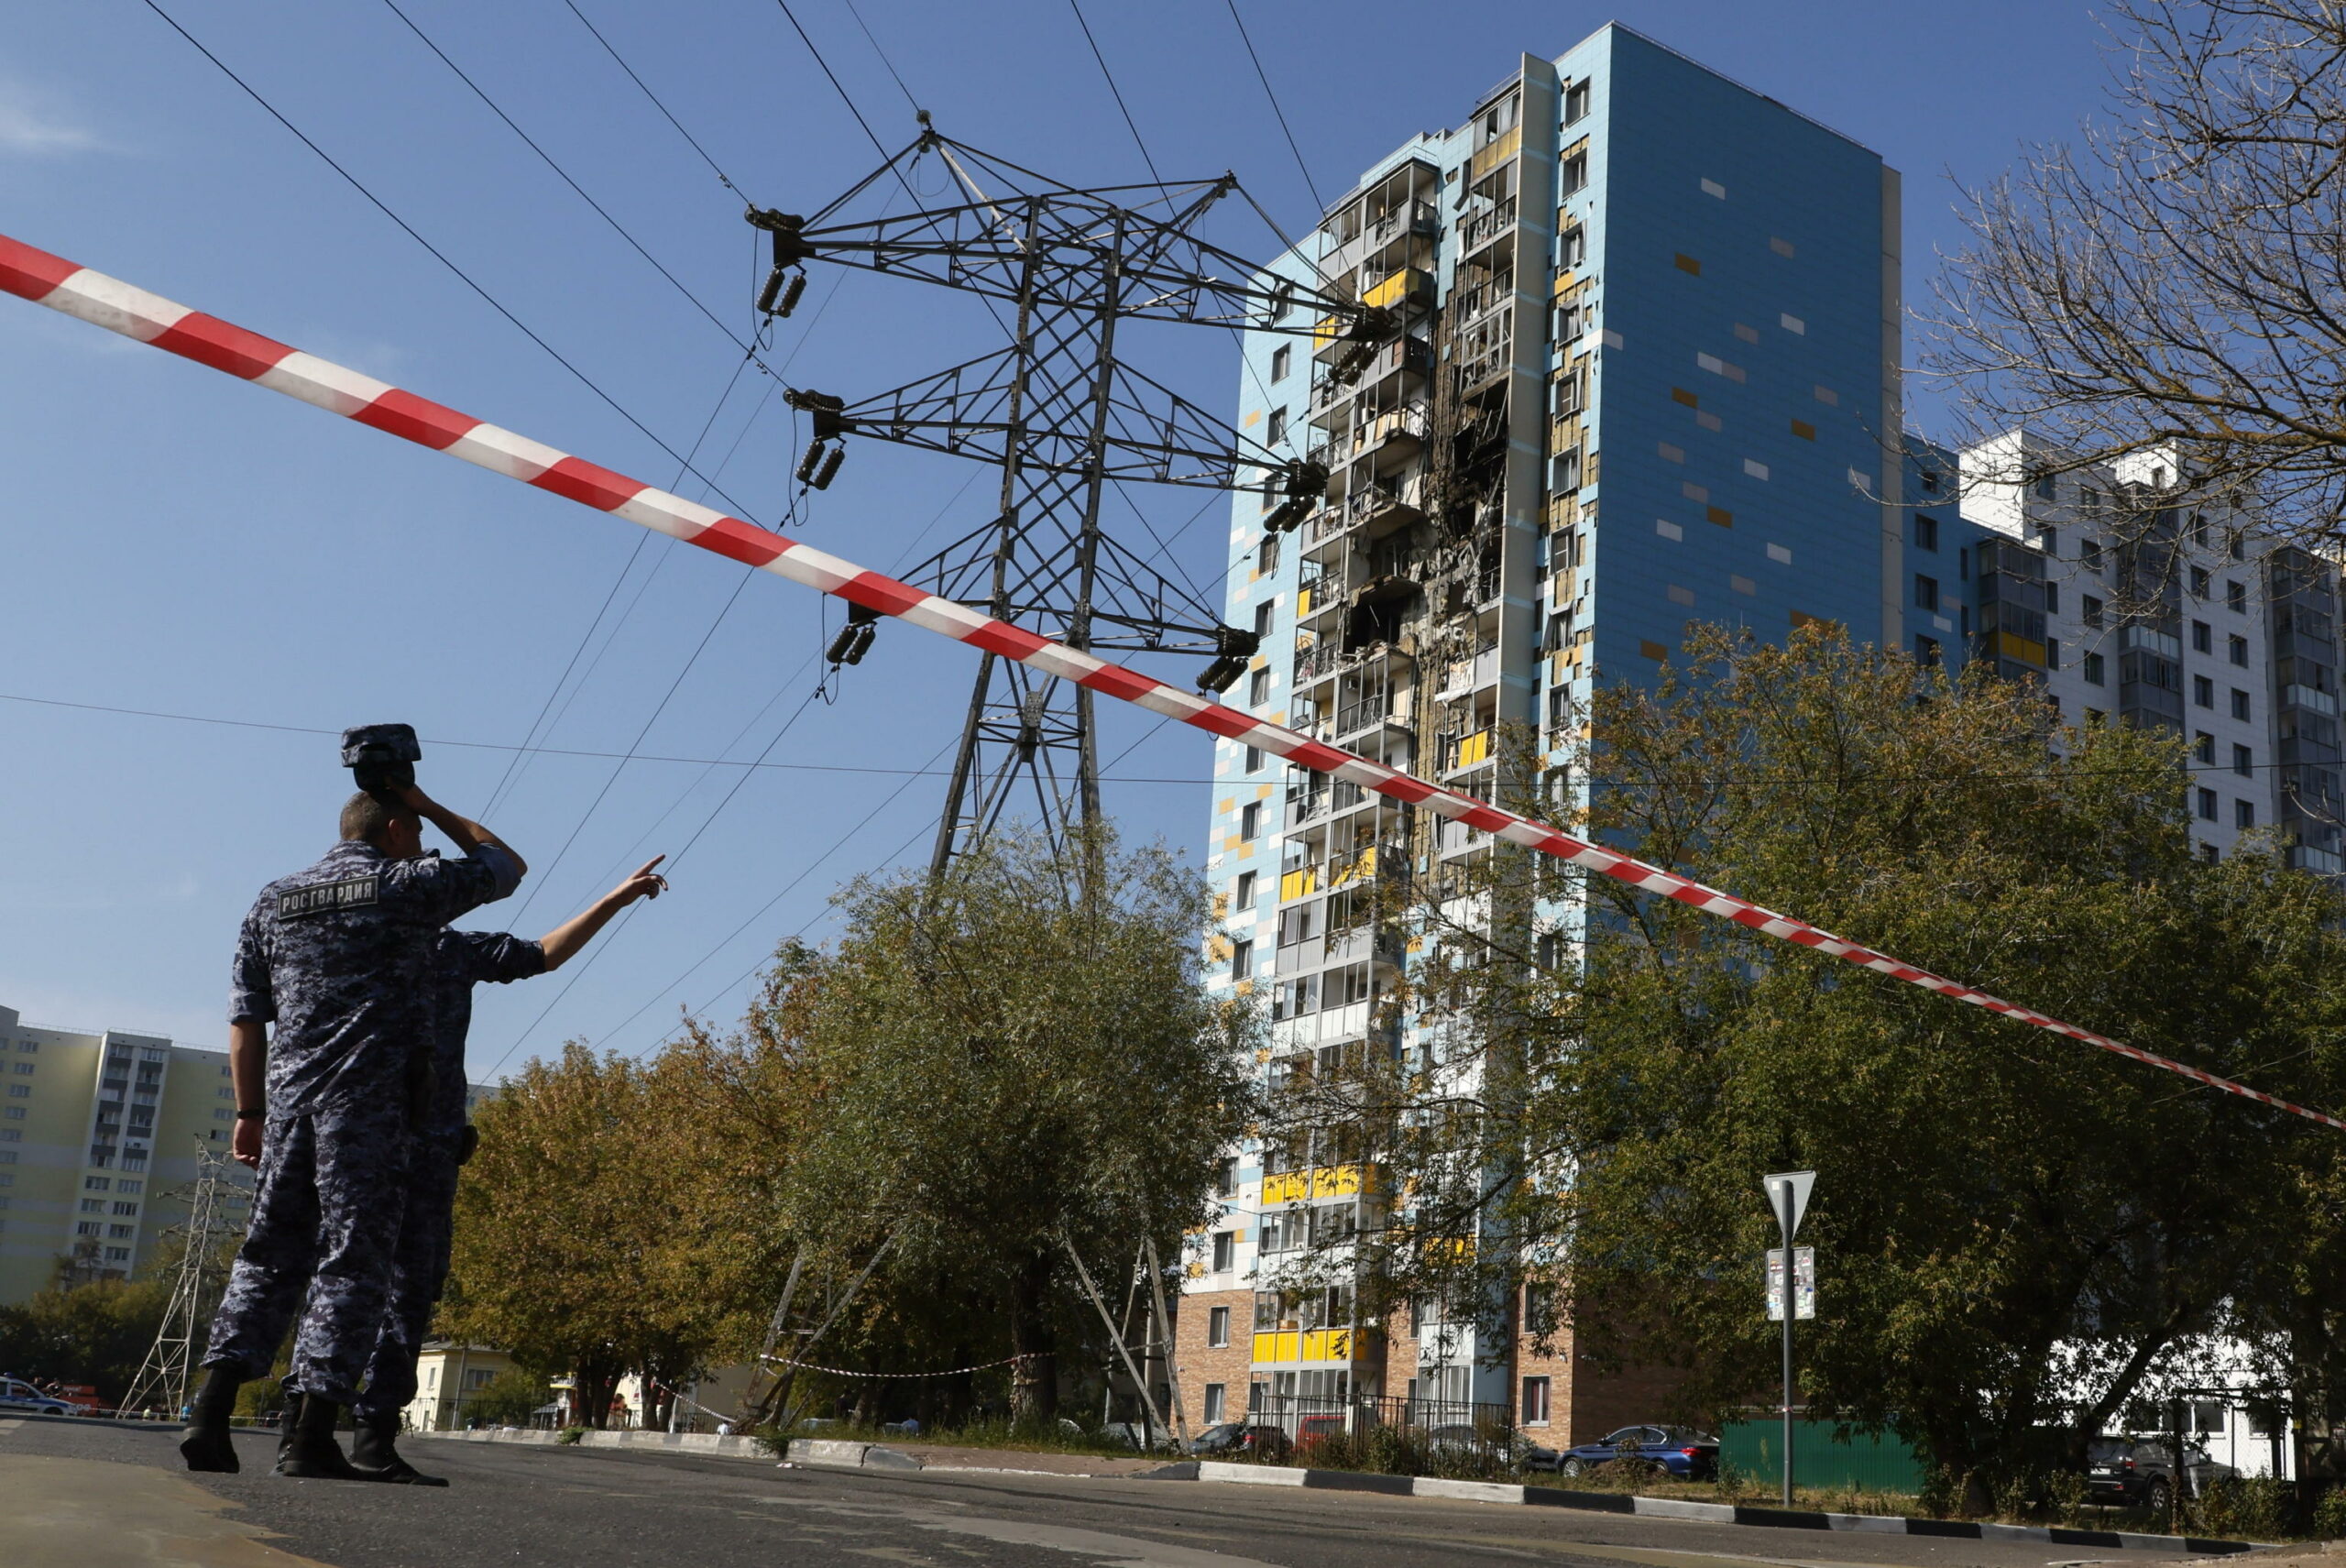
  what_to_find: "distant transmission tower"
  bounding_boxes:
[749,129,1362,874]
[124,1139,245,1418]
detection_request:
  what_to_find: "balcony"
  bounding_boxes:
[1331,842,1406,891]
[1468,124,1521,183]
[1460,197,1517,255]
[1332,697,1409,742]
[1251,1328,1356,1365]
[1323,923,1405,970]
[1292,640,1343,685]
[1368,200,1438,247]
[1352,405,1429,463]
[2292,843,2344,876]
[1360,267,1435,313]
[1305,475,1426,550]
[1262,1162,1381,1205]
[1441,729,1494,773]
[2284,684,2340,716]
[1436,647,1501,699]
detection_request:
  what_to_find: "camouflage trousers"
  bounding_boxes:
[201,1102,409,1406]
[351,1131,462,1421]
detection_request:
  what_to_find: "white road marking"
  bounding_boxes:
[751,1491,1283,1568]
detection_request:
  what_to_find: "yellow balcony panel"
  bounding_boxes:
[1361,268,1434,312]
[1469,126,1521,183]
[1448,729,1492,771]
[1252,1331,1300,1365]
[1297,586,1313,617]
[1313,313,1346,348]
[1299,1329,1353,1363]
[1985,630,2047,666]
[1310,1162,1376,1200]
[1262,1169,1310,1205]
[1278,866,1319,903]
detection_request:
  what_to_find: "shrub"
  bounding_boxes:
[2311,1485,2346,1541]
[1992,1469,2041,1523]
[2200,1475,2287,1541]
[2046,1468,2088,1527]
[1916,1464,1961,1519]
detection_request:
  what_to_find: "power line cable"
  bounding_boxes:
[478,680,832,1077]
[556,0,746,198]
[773,0,900,165]
[608,712,1184,1063]
[481,724,958,1081]
[1067,0,1164,187]
[839,0,922,116]
[376,0,774,370]
[485,346,760,815]
[499,565,758,932]
[1223,0,1323,214]
[8,684,2312,791]
[477,464,998,1061]
[482,532,650,817]
[136,0,762,521]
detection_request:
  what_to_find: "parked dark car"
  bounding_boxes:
[1187,1421,1294,1460]
[1187,1421,1245,1454]
[1542,1425,1720,1479]
[2086,1436,2238,1511]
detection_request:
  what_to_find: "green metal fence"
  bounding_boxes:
[1720,1419,1926,1495]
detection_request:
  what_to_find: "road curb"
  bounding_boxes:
[413,1427,773,1462]
[1170,1463,2259,1553]
[783,1438,923,1471]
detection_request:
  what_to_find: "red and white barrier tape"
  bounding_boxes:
[3,232,2335,1133]
[755,1353,1036,1379]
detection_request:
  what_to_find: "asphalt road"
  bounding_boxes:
[0,1417,2233,1568]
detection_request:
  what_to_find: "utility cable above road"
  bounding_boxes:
[136,0,764,522]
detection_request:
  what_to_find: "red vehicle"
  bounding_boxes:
[1294,1414,1345,1456]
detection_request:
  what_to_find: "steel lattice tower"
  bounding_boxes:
[123,1139,245,1419]
[751,132,1358,873]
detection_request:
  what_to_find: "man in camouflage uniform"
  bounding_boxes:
[348,856,668,1485]
[181,784,524,1478]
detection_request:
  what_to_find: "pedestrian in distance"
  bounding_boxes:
[181,772,525,1480]
[347,855,669,1484]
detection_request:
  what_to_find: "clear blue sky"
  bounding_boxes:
[0,0,2108,1075]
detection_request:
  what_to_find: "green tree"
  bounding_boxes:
[767,825,1260,1420]
[464,1367,551,1428]
[444,1043,732,1427]
[1302,624,2346,1489]
[0,1272,174,1408]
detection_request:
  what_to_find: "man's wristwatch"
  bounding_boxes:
[235,1109,265,1120]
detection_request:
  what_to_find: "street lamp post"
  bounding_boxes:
[1763,1171,1815,1509]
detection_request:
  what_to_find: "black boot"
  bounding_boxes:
[272,1394,301,1474]
[276,1391,370,1481]
[179,1365,242,1474]
[350,1410,448,1486]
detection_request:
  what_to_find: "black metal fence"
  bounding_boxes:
[1245,1389,1518,1458]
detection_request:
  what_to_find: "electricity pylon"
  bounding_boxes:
[751,129,1358,875]
[123,1139,246,1418]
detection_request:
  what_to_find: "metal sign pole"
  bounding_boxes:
[1778,1184,1795,1508]
[1763,1171,1814,1509]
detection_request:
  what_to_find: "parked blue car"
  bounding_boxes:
[1532,1425,1720,1479]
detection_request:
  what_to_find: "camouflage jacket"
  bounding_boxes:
[231,840,518,1113]
[424,929,548,1138]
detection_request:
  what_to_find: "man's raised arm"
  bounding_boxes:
[540,857,668,970]
[400,784,526,888]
